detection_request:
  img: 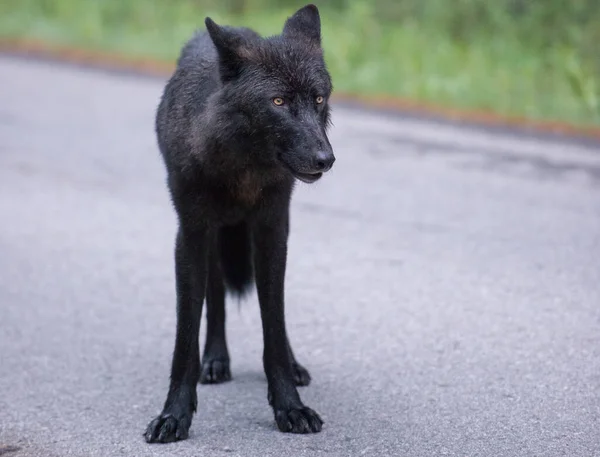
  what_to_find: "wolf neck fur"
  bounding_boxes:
[195,118,288,207]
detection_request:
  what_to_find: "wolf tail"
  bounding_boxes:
[218,222,254,297]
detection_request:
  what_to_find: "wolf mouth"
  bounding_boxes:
[278,156,323,183]
[292,170,322,183]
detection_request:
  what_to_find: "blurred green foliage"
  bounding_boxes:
[1,0,599,124]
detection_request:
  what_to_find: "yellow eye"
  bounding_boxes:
[316,96,324,104]
[273,97,284,106]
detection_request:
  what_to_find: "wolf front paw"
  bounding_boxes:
[274,405,323,434]
[144,412,192,443]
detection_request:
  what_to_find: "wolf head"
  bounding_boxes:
[205,5,335,183]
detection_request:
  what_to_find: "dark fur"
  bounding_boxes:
[144,4,335,443]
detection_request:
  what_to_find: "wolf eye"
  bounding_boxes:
[316,96,324,104]
[273,97,285,106]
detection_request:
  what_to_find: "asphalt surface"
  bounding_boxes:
[1,55,599,457]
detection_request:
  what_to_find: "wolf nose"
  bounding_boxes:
[313,150,335,172]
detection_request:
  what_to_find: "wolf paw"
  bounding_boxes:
[292,362,311,386]
[274,406,323,434]
[144,412,192,443]
[200,358,231,384]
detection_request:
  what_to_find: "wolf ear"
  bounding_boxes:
[282,4,321,46]
[205,17,253,81]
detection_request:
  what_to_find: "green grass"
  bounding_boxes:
[1,0,599,126]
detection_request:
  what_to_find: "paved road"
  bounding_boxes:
[1,55,599,457]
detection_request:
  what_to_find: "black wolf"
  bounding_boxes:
[144,4,335,443]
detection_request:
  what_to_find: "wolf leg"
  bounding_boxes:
[200,240,231,384]
[252,206,323,434]
[145,226,208,443]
